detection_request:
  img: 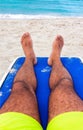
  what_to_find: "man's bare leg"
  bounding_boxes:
[0,33,40,122]
[48,35,83,122]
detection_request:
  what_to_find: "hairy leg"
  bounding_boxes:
[48,35,83,122]
[0,33,40,122]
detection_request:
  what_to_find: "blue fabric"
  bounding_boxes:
[0,57,83,130]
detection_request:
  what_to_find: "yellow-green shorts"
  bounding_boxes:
[0,112,83,130]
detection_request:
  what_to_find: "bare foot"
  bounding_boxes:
[21,32,37,64]
[48,35,64,66]
[14,32,37,90]
[48,35,72,89]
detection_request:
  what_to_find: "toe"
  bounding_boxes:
[56,35,63,40]
[21,32,30,44]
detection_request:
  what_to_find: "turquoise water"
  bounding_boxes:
[0,0,83,18]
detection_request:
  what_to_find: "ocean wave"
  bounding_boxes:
[0,14,61,19]
[0,14,83,19]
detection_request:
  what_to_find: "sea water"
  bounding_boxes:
[0,0,83,19]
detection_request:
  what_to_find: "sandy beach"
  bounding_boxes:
[0,17,83,80]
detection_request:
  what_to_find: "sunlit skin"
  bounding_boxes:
[0,32,83,124]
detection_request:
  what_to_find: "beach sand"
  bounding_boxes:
[0,18,83,80]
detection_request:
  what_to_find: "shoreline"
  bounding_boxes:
[0,14,83,20]
[0,17,83,80]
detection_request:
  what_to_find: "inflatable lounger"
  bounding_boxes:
[0,57,83,130]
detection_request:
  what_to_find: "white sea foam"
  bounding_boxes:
[0,14,83,20]
[0,14,59,19]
